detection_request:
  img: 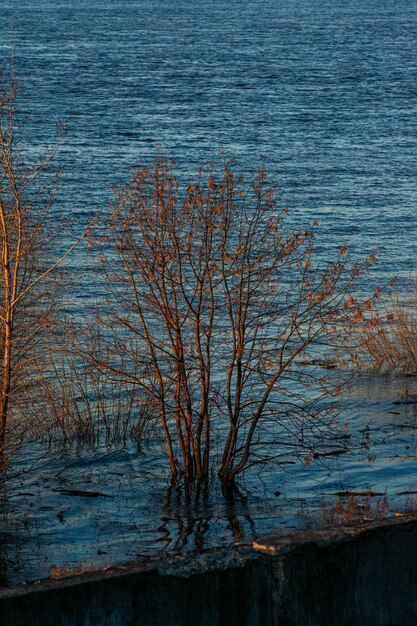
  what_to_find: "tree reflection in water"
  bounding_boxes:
[156,483,256,550]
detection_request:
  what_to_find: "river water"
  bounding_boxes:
[1,0,417,286]
[0,0,417,583]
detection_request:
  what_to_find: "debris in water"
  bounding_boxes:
[57,489,113,498]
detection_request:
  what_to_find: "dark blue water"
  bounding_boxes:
[1,371,417,584]
[1,0,417,583]
[1,0,417,290]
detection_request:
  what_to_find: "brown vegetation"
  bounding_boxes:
[318,491,391,526]
[0,58,82,464]
[30,340,153,447]
[88,152,376,487]
[342,287,417,372]
[0,60,386,491]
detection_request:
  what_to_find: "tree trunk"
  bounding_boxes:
[0,316,12,447]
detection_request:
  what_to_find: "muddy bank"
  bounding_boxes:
[1,514,417,626]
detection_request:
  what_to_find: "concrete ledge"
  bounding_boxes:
[255,514,417,625]
[1,515,417,625]
[0,547,272,626]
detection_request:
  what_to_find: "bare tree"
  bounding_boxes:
[91,152,375,487]
[0,57,82,458]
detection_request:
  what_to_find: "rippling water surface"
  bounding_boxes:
[1,372,417,584]
[0,0,417,583]
[2,0,417,286]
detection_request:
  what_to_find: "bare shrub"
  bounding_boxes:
[91,152,375,487]
[318,491,391,526]
[28,335,156,448]
[341,286,417,372]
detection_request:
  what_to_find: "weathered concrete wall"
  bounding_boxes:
[0,549,272,626]
[255,516,417,625]
[1,515,417,626]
